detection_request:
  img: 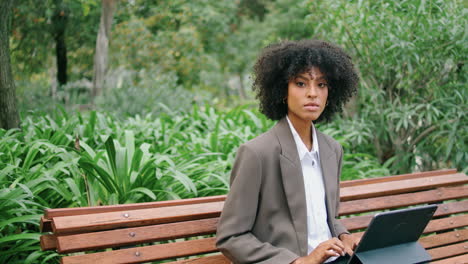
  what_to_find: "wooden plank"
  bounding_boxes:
[45,195,226,219]
[433,200,468,217]
[428,242,468,261]
[56,218,219,253]
[340,169,457,187]
[350,214,468,239]
[40,234,57,251]
[340,201,468,231]
[165,254,230,264]
[42,221,52,233]
[430,254,468,264]
[40,216,52,232]
[340,173,468,201]
[420,229,468,249]
[53,201,223,234]
[424,214,468,234]
[339,185,468,215]
[61,237,218,264]
[347,230,468,251]
[341,215,373,232]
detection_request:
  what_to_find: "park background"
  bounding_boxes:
[0,0,466,262]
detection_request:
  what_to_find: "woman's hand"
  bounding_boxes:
[338,233,359,256]
[291,237,345,264]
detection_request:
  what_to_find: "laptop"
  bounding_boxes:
[332,204,438,264]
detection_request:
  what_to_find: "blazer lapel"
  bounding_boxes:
[317,130,339,236]
[274,118,308,256]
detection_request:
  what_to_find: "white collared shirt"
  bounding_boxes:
[286,117,336,262]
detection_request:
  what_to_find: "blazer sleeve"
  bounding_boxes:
[216,144,299,264]
[331,144,349,236]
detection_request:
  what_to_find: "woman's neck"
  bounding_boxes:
[287,114,313,151]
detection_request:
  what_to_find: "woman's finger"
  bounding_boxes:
[325,249,341,257]
[333,237,345,248]
[328,244,345,256]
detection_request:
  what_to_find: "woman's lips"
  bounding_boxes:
[304,103,320,111]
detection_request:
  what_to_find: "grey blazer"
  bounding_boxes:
[216,117,348,264]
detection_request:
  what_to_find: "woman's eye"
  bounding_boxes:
[296,82,306,87]
[318,83,329,88]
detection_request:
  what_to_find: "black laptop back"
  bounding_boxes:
[332,204,438,264]
[356,204,437,252]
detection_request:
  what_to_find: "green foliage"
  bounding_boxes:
[318,123,391,180]
[11,0,100,80]
[95,68,196,118]
[113,0,239,89]
[301,0,467,173]
[0,131,48,263]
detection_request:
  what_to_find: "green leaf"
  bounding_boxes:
[0,233,41,245]
[0,215,41,229]
[129,187,156,200]
[104,136,118,180]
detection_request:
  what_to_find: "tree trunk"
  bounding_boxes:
[55,29,67,86]
[237,73,246,100]
[49,55,58,99]
[52,1,68,86]
[0,0,20,130]
[92,0,117,99]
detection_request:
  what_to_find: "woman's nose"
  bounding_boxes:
[306,85,318,97]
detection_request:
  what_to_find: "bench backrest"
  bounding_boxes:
[40,169,468,264]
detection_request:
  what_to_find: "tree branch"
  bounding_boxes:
[411,118,458,147]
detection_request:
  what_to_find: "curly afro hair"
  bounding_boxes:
[253,39,359,122]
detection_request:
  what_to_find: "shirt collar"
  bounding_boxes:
[286,116,320,161]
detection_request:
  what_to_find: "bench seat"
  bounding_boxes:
[40,169,468,263]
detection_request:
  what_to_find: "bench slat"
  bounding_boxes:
[41,196,225,233]
[40,216,53,233]
[425,214,468,234]
[165,254,230,264]
[351,213,468,239]
[341,173,468,201]
[53,201,223,234]
[46,195,226,219]
[41,218,53,233]
[341,200,468,231]
[420,229,468,249]
[339,185,468,215]
[56,218,218,253]
[340,169,457,188]
[61,237,218,264]
[40,234,57,251]
[430,254,468,264]
[346,229,467,250]
[428,241,468,261]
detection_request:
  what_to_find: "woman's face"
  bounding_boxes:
[286,66,329,124]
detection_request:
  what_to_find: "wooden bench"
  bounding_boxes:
[40,169,468,264]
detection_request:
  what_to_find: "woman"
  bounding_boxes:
[216,40,360,264]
